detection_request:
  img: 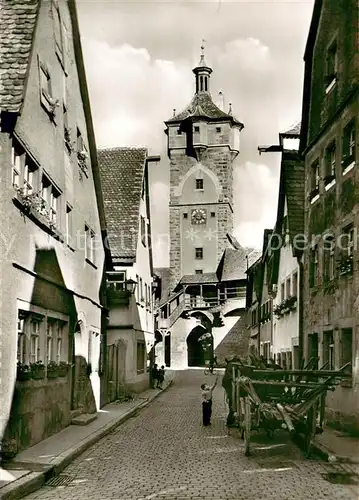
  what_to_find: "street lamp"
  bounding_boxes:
[125,278,137,294]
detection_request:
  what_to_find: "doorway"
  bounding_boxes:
[164,334,171,367]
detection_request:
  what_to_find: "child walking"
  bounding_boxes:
[201,373,219,426]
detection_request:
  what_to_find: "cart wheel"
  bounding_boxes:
[244,397,251,456]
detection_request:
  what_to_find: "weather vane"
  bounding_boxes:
[201,39,206,55]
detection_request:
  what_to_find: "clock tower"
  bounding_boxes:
[164,45,244,290]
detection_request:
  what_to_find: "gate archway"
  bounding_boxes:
[187,325,213,367]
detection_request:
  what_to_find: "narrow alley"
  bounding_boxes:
[23,371,358,500]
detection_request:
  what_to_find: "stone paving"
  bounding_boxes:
[24,370,358,500]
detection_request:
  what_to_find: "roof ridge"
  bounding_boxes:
[98,146,148,152]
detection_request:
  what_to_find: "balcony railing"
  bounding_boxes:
[156,287,247,328]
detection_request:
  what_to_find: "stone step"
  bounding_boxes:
[70,409,82,420]
[71,413,97,426]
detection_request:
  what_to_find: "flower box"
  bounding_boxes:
[58,362,71,377]
[17,363,32,381]
[30,361,45,380]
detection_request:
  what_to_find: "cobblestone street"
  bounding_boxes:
[24,371,358,500]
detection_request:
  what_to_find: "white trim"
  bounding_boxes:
[342,160,355,176]
[174,162,222,197]
[310,193,320,205]
[325,78,336,95]
[324,179,336,191]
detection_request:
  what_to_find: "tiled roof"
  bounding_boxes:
[281,121,301,137]
[97,147,147,260]
[175,272,218,289]
[283,151,305,242]
[154,267,174,306]
[217,248,248,282]
[166,92,243,127]
[214,314,250,362]
[0,0,39,113]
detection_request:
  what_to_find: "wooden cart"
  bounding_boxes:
[227,359,352,457]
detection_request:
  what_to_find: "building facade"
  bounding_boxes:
[98,148,159,398]
[300,0,359,432]
[0,0,106,456]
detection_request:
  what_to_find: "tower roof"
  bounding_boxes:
[166,91,243,127]
[166,43,243,128]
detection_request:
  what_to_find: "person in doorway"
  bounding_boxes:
[157,365,165,389]
[151,363,158,389]
[201,373,219,426]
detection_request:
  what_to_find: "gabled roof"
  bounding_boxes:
[282,151,305,245]
[154,267,174,306]
[0,0,40,113]
[217,247,260,282]
[165,92,243,128]
[97,147,147,261]
[281,121,301,137]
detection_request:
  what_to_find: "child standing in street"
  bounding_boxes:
[201,373,219,426]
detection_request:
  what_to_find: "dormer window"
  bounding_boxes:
[177,128,181,135]
[216,127,221,133]
[194,126,200,133]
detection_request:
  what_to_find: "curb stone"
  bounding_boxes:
[310,438,359,465]
[1,378,174,500]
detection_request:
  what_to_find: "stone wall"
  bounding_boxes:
[3,376,72,457]
[168,146,235,290]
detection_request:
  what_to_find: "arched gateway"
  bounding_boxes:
[186,325,214,367]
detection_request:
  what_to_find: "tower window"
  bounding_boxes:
[210,212,215,218]
[194,126,200,133]
[183,213,188,219]
[216,127,221,133]
[195,248,203,259]
[177,128,181,135]
[204,77,208,91]
[200,76,203,91]
[195,179,203,190]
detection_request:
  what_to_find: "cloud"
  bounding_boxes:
[83,40,193,152]
[233,161,279,248]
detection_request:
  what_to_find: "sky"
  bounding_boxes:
[77,0,314,267]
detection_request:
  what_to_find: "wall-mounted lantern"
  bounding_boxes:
[125,278,137,294]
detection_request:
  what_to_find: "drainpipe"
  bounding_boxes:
[298,256,304,365]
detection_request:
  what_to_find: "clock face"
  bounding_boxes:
[191,209,207,225]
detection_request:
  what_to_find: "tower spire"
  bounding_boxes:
[199,39,206,66]
[192,39,212,94]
